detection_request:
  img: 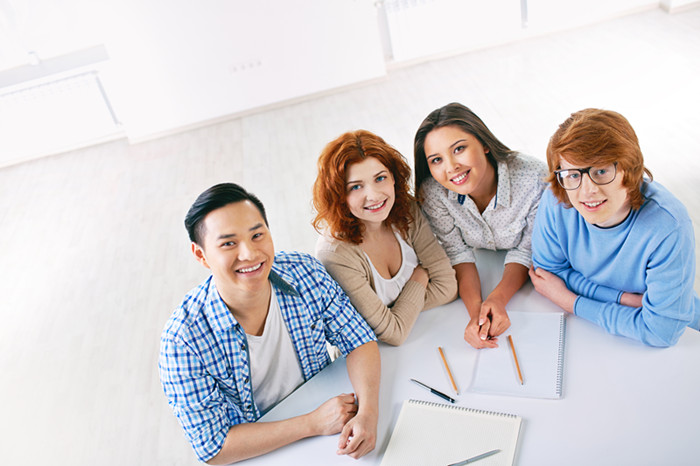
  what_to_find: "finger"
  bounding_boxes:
[478,306,491,326]
[337,422,353,451]
[479,318,491,341]
[339,431,362,455]
[349,440,371,459]
[336,393,356,406]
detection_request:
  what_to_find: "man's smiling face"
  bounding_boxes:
[192,200,274,297]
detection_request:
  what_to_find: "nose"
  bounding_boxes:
[445,154,460,173]
[238,241,256,260]
[365,184,381,200]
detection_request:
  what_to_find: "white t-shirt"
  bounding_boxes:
[364,231,419,306]
[246,286,305,414]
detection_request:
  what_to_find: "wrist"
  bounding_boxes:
[484,292,507,311]
[299,411,319,438]
[462,298,482,318]
[562,292,577,314]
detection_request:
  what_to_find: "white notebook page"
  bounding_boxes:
[381,399,521,466]
[470,311,566,399]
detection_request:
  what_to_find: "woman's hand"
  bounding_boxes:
[409,264,429,287]
[463,312,499,349]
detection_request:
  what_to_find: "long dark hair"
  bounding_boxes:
[414,102,514,196]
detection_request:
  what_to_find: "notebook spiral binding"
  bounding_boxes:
[409,399,517,418]
[555,314,566,397]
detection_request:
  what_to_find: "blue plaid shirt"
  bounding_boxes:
[159,251,376,462]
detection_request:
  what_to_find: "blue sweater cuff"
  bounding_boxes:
[591,284,620,304]
[573,295,597,322]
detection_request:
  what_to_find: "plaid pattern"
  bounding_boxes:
[159,251,376,462]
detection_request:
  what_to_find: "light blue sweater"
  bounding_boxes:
[532,182,700,347]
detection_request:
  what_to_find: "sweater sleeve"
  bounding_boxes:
[316,241,426,346]
[574,227,695,347]
[409,203,458,310]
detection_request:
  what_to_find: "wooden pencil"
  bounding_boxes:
[438,346,459,394]
[507,335,524,385]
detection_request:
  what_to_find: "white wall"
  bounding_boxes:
[101,0,386,141]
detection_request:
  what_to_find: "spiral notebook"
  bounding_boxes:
[380,399,521,466]
[470,311,566,399]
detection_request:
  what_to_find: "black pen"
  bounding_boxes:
[410,378,456,403]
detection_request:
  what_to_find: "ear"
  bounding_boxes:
[191,242,211,270]
[483,145,490,154]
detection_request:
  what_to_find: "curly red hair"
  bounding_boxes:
[312,130,414,244]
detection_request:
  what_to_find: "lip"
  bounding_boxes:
[364,199,387,212]
[236,261,265,275]
[580,199,606,211]
[450,170,470,186]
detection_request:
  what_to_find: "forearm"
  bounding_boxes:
[410,207,459,309]
[454,262,482,319]
[346,341,380,417]
[574,295,687,347]
[488,263,529,307]
[376,280,426,345]
[207,416,316,465]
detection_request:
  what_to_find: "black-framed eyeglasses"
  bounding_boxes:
[554,162,618,190]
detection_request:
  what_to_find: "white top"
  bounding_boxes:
[363,231,419,306]
[247,286,305,414]
[420,153,547,268]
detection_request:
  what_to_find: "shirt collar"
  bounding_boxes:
[204,268,300,335]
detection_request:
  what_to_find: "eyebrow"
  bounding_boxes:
[216,223,264,240]
[346,169,388,185]
[427,139,467,159]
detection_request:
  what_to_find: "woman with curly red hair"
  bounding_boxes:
[313,130,457,346]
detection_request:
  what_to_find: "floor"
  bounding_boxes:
[0,7,698,465]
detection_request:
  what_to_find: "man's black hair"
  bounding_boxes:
[184,183,268,245]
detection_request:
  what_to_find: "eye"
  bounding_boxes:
[564,171,580,180]
[221,241,236,247]
[453,145,465,154]
[594,168,608,176]
[376,175,387,182]
[348,184,361,192]
[252,232,263,240]
[429,156,442,165]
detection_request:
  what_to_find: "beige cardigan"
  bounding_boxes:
[316,202,458,346]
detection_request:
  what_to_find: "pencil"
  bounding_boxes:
[438,346,459,394]
[507,335,524,385]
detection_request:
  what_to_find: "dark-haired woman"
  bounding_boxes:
[414,103,546,349]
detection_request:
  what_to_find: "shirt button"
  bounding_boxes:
[311,323,316,330]
[240,343,246,351]
[244,376,249,383]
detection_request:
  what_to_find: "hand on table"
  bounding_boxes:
[529,267,576,313]
[463,300,509,349]
[336,409,377,459]
[309,393,357,436]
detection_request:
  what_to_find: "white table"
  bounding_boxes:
[242,251,700,465]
